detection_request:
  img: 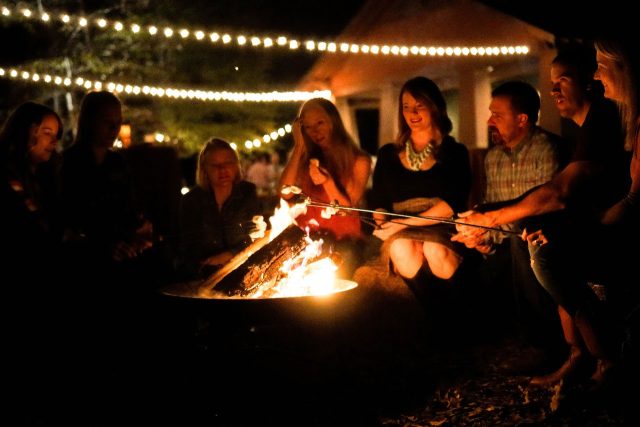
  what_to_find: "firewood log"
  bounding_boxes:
[198,224,308,297]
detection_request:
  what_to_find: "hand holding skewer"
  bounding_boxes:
[522,228,547,247]
[372,220,407,241]
[451,210,494,253]
[299,194,523,239]
[281,184,302,196]
[453,210,494,237]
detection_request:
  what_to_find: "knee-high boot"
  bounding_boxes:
[401,262,466,341]
[402,263,457,307]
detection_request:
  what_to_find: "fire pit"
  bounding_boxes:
[162,278,357,301]
[163,197,357,295]
[160,198,361,326]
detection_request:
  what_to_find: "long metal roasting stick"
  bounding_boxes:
[303,198,522,236]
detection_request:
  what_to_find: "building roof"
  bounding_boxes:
[298,0,554,97]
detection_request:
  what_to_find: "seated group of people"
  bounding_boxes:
[190,40,638,393]
[2,38,637,395]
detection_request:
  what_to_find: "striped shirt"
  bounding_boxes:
[484,126,562,203]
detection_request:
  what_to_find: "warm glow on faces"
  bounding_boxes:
[487,96,523,148]
[595,50,621,102]
[301,106,333,149]
[550,63,586,121]
[28,114,59,165]
[402,92,433,133]
[206,148,239,189]
[93,103,123,148]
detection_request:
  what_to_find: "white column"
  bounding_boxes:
[458,64,491,148]
[378,82,399,148]
[335,97,358,144]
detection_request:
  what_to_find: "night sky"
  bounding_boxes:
[481,0,633,39]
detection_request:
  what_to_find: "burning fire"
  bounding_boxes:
[251,235,337,298]
[267,198,306,241]
[240,198,353,299]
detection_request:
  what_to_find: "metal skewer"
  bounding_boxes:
[303,198,521,236]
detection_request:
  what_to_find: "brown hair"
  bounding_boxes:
[0,101,62,177]
[395,76,452,149]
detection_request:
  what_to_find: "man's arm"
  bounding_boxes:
[458,160,598,234]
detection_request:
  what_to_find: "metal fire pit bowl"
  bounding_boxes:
[159,279,361,328]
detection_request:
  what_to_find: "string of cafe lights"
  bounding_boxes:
[0,3,530,57]
[242,123,293,151]
[120,123,292,153]
[0,67,331,102]
[0,66,294,150]
[0,67,298,150]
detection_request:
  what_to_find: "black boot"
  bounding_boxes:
[402,263,463,342]
[401,263,455,307]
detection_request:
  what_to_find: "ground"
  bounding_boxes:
[9,260,637,426]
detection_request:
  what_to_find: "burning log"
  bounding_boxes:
[198,224,310,298]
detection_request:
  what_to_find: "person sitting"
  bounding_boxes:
[368,76,474,303]
[62,91,153,269]
[179,138,261,279]
[454,44,629,389]
[594,34,640,378]
[0,101,66,414]
[1,102,64,279]
[279,97,371,279]
[474,81,566,369]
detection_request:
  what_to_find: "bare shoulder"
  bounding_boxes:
[355,152,372,168]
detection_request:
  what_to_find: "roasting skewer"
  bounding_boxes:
[281,185,521,236]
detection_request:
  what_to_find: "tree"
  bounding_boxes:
[0,0,364,155]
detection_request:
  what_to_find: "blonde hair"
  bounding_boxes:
[297,98,366,193]
[195,138,240,192]
[595,38,639,155]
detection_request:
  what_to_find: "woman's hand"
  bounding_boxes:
[111,220,154,261]
[292,117,306,154]
[309,159,331,186]
[373,209,387,227]
[278,117,306,197]
[372,220,406,241]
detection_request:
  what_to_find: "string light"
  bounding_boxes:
[241,123,292,151]
[0,66,332,103]
[0,3,530,57]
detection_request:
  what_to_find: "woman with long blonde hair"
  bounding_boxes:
[279,98,371,277]
[594,37,639,225]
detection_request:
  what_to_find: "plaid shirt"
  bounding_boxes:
[484,126,562,203]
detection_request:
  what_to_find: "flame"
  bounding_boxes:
[270,257,338,297]
[268,198,306,242]
[230,197,354,299]
[249,233,341,298]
